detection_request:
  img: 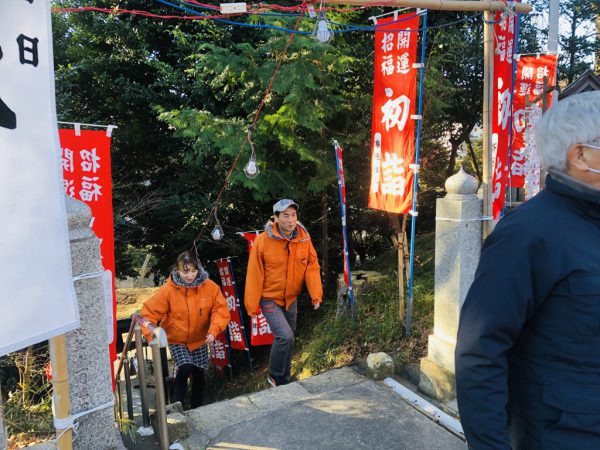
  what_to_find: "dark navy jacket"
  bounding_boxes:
[456,173,600,450]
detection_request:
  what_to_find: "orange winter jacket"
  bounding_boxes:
[141,276,230,351]
[244,222,323,316]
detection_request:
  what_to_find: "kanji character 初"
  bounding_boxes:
[62,147,74,172]
[228,322,243,342]
[63,179,75,197]
[381,33,394,52]
[396,52,410,75]
[226,295,236,312]
[381,54,394,76]
[397,29,411,49]
[380,89,411,132]
[80,148,101,173]
[17,34,39,67]
[521,66,534,81]
[79,176,102,202]
[497,84,511,130]
[381,153,406,196]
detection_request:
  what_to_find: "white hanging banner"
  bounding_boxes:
[0,0,80,356]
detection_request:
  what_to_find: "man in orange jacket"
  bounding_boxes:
[245,199,323,387]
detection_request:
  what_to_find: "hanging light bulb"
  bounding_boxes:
[244,131,260,179]
[244,157,259,178]
[313,12,332,44]
[211,224,224,241]
[211,208,224,241]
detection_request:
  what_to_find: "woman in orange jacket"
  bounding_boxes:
[141,251,230,408]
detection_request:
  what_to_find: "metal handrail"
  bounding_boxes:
[115,313,170,450]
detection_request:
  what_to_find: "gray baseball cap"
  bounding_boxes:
[273,199,299,213]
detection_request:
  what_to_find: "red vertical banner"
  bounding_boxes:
[240,231,274,346]
[491,9,519,219]
[241,231,260,254]
[369,13,420,214]
[210,332,230,368]
[59,129,116,367]
[250,313,274,346]
[510,54,558,187]
[215,259,248,351]
[335,143,350,288]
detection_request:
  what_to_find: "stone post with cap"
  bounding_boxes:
[65,196,125,449]
[419,168,482,401]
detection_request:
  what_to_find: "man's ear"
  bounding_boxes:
[566,143,588,171]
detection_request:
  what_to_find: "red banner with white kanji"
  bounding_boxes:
[210,332,230,367]
[59,129,116,366]
[491,8,519,219]
[368,13,420,214]
[240,231,274,346]
[510,54,557,188]
[250,313,274,346]
[215,259,248,351]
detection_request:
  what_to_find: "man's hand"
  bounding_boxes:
[205,333,215,344]
[313,301,321,310]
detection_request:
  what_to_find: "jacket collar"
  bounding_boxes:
[546,170,600,206]
[169,265,209,289]
[265,221,310,242]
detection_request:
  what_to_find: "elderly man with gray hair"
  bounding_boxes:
[456,91,600,450]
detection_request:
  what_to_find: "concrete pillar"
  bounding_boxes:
[66,196,124,449]
[420,168,482,401]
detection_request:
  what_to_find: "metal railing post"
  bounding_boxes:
[151,341,170,450]
[123,360,134,421]
[134,325,151,428]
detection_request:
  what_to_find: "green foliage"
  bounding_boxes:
[0,346,53,440]
[558,0,600,84]
[293,233,435,377]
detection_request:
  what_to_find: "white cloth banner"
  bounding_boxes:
[0,0,80,356]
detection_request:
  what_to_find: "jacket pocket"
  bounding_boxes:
[568,273,600,334]
[540,384,600,449]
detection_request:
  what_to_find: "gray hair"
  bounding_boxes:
[535,90,600,171]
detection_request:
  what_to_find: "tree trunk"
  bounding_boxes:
[446,142,459,177]
[388,213,406,324]
[467,137,483,183]
[321,192,329,298]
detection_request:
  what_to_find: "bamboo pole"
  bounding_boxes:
[49,335,73,450]
[398,214,408,323]
[325,0,532,13]
[482,9,494,239]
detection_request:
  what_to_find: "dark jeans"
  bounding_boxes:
[260,299,297,383]
[173,364,204,409]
